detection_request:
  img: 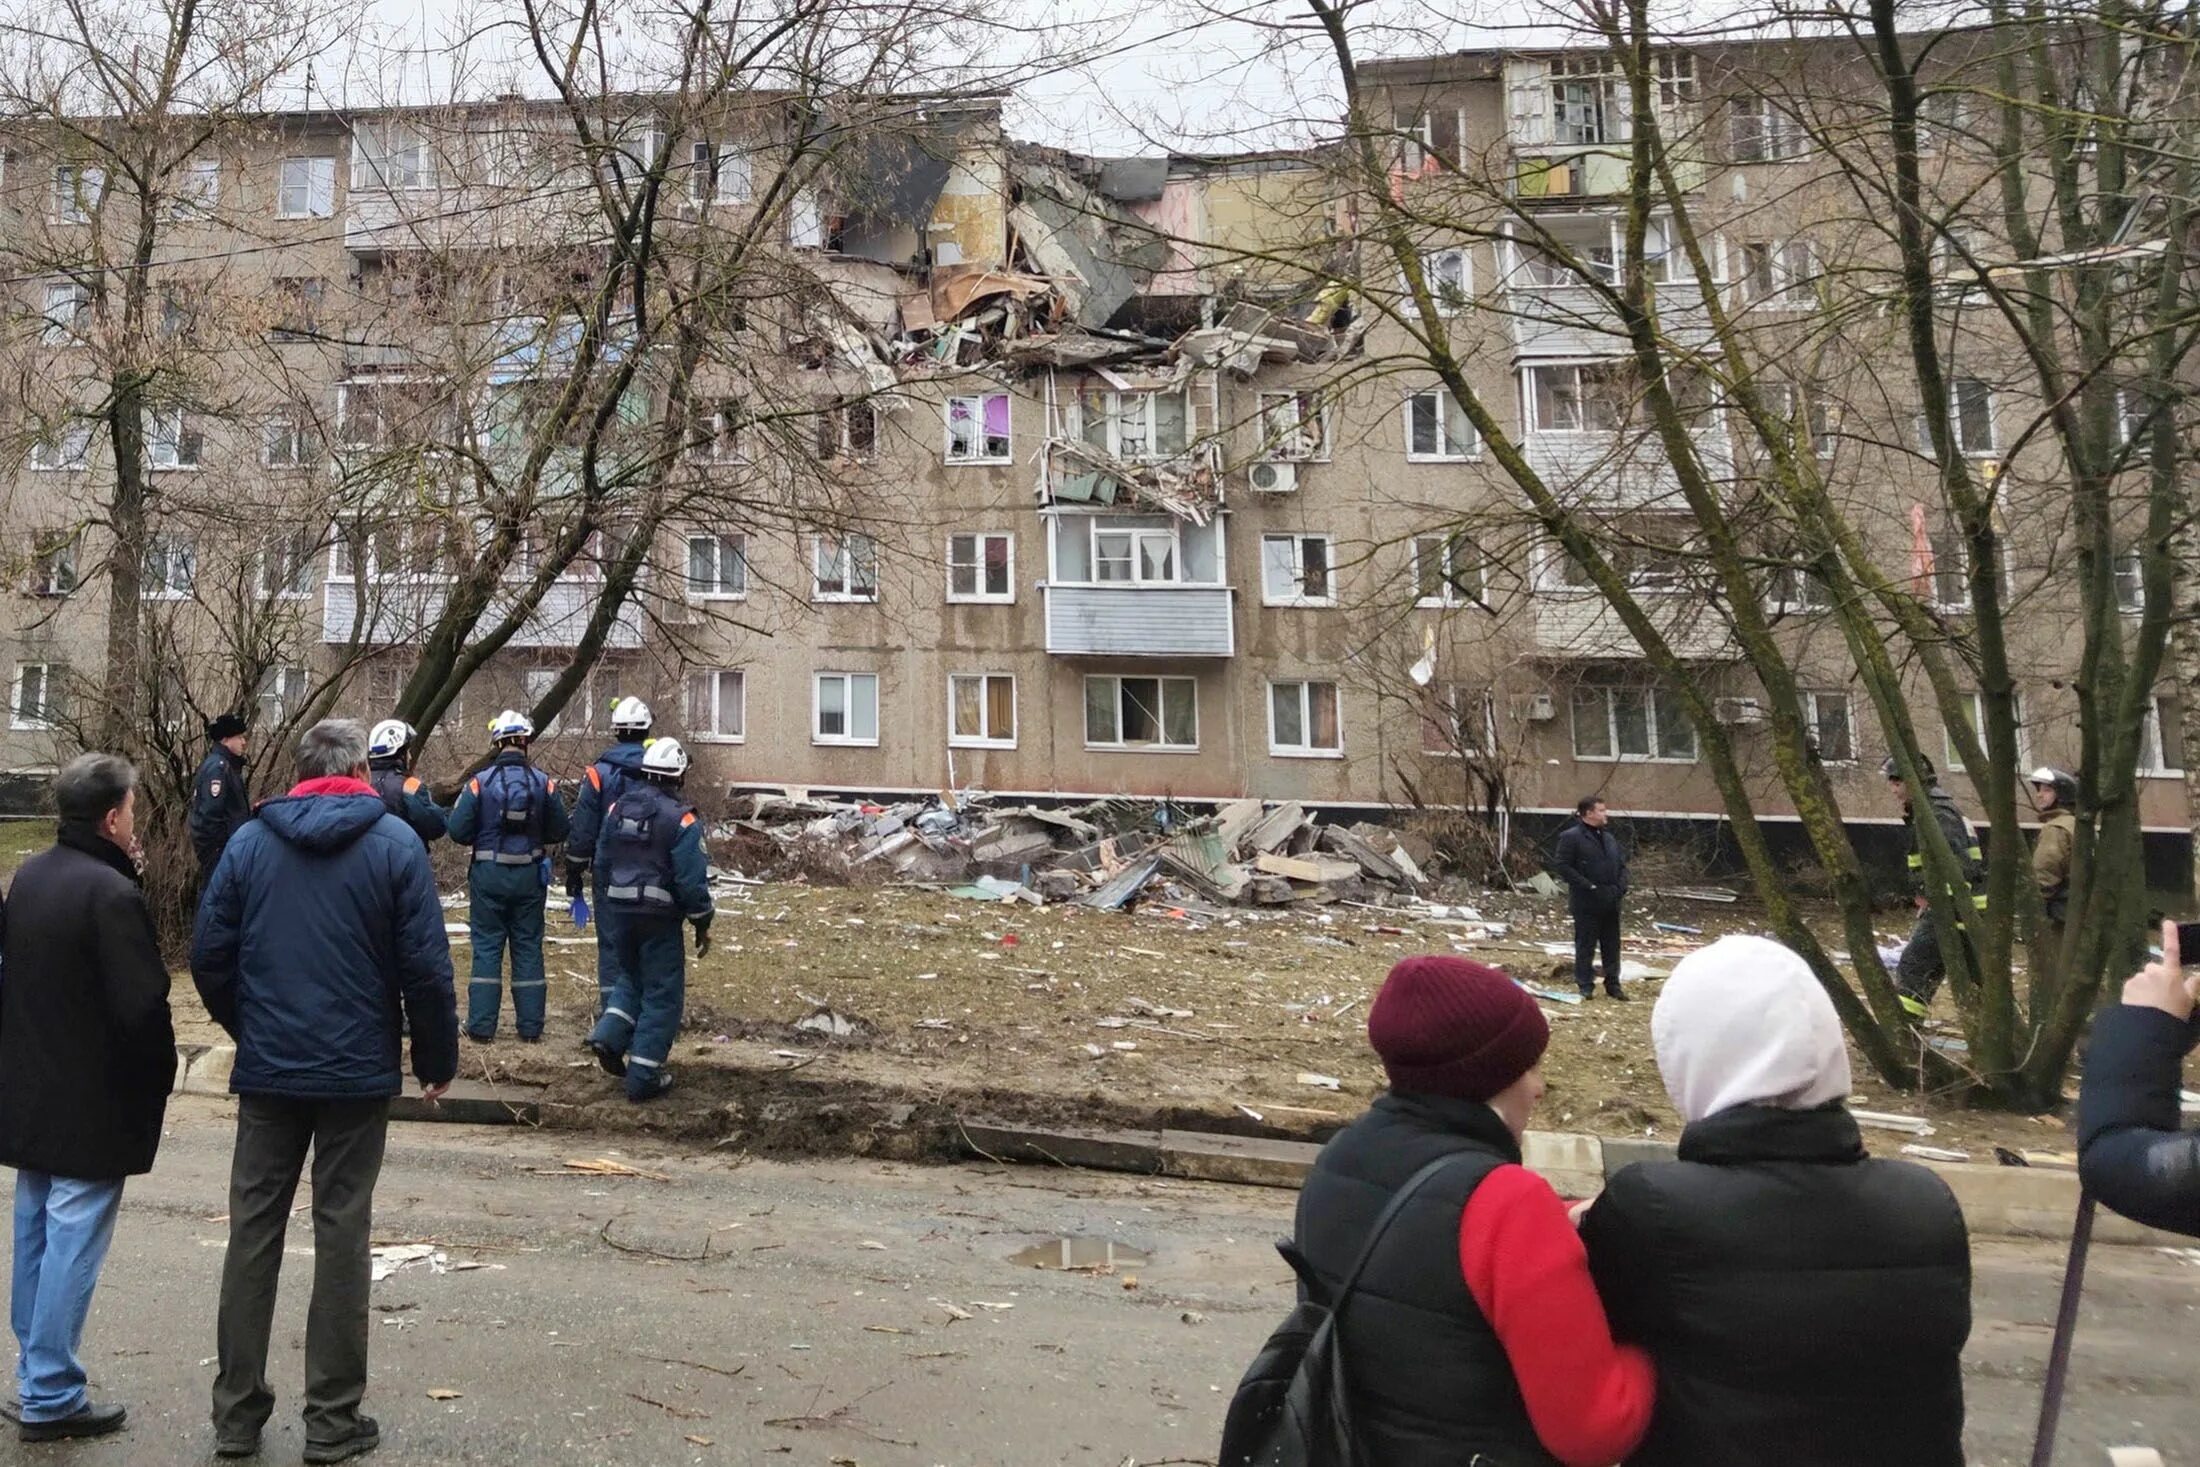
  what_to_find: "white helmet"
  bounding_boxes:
[488,708,535,744]
[640,736,689,780]
[609,696,653,735]
[368,718,415,760]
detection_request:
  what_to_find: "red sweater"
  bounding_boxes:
[1458,1164,1656,1467]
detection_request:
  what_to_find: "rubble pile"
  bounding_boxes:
[717,791,1433,910]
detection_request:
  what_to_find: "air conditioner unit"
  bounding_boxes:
[1248,460,1299,493]
[1516,692,1557,722]
[1715,696,1764,726]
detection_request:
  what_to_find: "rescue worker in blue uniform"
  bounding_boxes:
[447,710,570,1043]
[367,718,449,846]
[189,712,253,882]
[566,697,655,1016]
[585,738,712,1101]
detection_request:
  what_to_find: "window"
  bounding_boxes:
[1084,675,1197,750]
[685,668,746,742]
[352,122,436,191]
[277,156,335,218]
[1919,90,1972,152]
[812,533,878,601]
[1945,692,2026,772]
[1261,534,1334,606]
[686,533,748,599]
[949,673,1016,747]
[1529,362,1630,432]
[1255,391,1327,461]
[1809,399,1837,459]
[1109,390,1191,462]
[1094,525,1177,584]
[41,280,90,345]
[692,400,743,463]
[1413,533,1483,607]
[813,672,880,745]
[947,532,1013,602]
[521,669,568,739]
[2140,693,2184,775]
[715,146,752,204]
[1053,515,1222,587]
[1417,248,1471,312]
[145,409,203,469]
[144,536,196,598]
[51,165,105,222]
[1729,96,1807,161]
[1572,681,1697,761]
[257,666,308,727]
[2119,388,2158,447]
[1736,239,1815,307]
[159,288,196,340]
[270,277,325,341]
[1917,378,1998,458]
[1393,106,1465,171]
[29,422,92,471]
[30,534,77,597]
[11,663,64,730]
[364,522,454,581]
[172,158,219,218]
[945,392,1011,463]
[1550,56,1615,145]
[1805,690,1854,762]
[1406,388,1479,461]
[1422,685,1495,757]
[816,400,878,460]
[1269,680,1343,757]
[258,529,314,598]
[1928,530,1970,610]
[1768,555,1830,612]
[2113,549,2144,613]
[787,187,824,248]
[262,414,314,468]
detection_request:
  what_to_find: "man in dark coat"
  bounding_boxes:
[0,753,176,1443]
[1551,794,1629,1000]
[1885,754,1986,1017]
[189,711,253,879]
[2079,920,2200,1237]
[192,719,458,1464]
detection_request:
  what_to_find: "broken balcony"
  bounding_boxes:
[1043,512,1235,657]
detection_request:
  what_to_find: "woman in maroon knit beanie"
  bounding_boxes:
[1284,955,1653,1467]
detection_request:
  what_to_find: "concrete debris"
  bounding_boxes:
[721,791,1430,913]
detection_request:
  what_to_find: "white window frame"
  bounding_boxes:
[277,156,335,219]
[1083,674,1198,752]
[811,533,879,603]
[31,534,78,598]
[261,414,314,468]
[946,532,1014,604]
[51,164,105,222]
[1423,684,1496,758]
[1526,361,1630,434]
[2140,693,2183,776]
[1572,681,1699,763]
[2112,549,2144,614]
[257,528,315,599]
[1404,389,1480,461]
[1415,247,1472,313]
[257,665,309,727]
[1945,692,2026,773]
[812,671,881,747]
[686,532,749,600]
[818,399,879,461]
[1413,533,1483,608]
[1260,533,1335,607]
[1736,238,1815,308]
[172,157,220,219]
[947,672,1017,749]
[143,536,197,599]
[686,668,747,744]
[1804,689,1855,764]
[41,280,90,345]
[352,121,437,192]
[144,409,203,470]
[1092,524,1181,586]
[1730,95,1808,162]
[944,391,1012,464]
[11,663,62,731]
[1253,390,1327,463]
[714,146,752,204]
[1267,679,1344,759]
[29,422,92,471]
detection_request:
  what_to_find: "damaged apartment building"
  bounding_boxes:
[0,38,2190,851]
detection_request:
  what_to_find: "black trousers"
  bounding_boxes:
[1573,904,1623,994]
[212,1095,390,1445]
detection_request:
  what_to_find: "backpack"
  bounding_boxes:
[1218,1153,1474,1467]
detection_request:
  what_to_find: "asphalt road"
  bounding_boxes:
[4,1097,2195,1466]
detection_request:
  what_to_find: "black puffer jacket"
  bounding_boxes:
[1293,1091,1560,1467]
[2079,1004,2200,1237]
[1580,1104,1971,1467]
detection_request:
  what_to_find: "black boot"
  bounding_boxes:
[18,1401,126,1442]
[1604,984,1631,1002]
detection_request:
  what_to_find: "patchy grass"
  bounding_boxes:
[0,820,50,880]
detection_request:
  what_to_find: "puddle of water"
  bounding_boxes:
[1011,1237,1152,1271]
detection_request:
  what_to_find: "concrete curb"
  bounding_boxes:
[173,1045,543,1125]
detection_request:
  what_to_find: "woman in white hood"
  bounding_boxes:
[1578,934,1972,1467]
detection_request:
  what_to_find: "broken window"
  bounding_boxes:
[277,156,336,218]
[687,533,748,598]
[1512,218,1619,287]
[1945,691,2026,773]
[1413,533,1483,606]
[692,401,744,463]
[1270,680,1343,756]
[813,671,879,745]
[817,399,879,460]
[1805,690,1854,763]
[945,392,1011,463]
[1256,391,1327,461]
[1916,378,1998,458]
[948,532,1013,602]
[1551,56,1616,145]
[1573,680,1696,761]
[1406,389,1479,460]
[1767,553,1829,612]
[1393,106,1465,171]
[686,668,746,741]
[949,673,1016,746]
[1084,674,1197,749]
[1928,530,1971,610]
[812,533,878,601]
[1260,534,1333,606]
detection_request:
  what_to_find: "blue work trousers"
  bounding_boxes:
[11,1171,125,1423]
[468,862,548,1039]
[590,871,628,1019]
[586,913,687,1100]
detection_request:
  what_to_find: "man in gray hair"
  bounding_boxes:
[192,719,458,1463]
[0,753,174,1442]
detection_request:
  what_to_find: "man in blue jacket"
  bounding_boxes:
[585,738,713,1102]
[566,696,654,1017]
[446,711,570,1043]
[365,719,447,847]
[2079,919,2200,1238]
[191,719,457,1464]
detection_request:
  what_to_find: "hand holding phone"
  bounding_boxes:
[2127,920,2200,1019]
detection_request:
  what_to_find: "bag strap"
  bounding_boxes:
[1330,1152,1477,1318]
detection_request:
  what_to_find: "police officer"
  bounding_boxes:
[567,697,654,1016]
[189,712,253,881]
[585,738,712,1102]
[1883,753,1987,1018]
[447,711,570,1043]
[367,718,449,846]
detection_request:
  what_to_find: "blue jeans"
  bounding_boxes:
[11,1172,125,1422]
[468,863,548,1039]
[586,913,686,1099]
